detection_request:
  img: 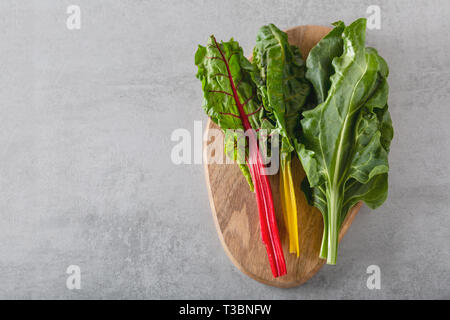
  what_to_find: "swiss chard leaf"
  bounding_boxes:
[296,18,393,264]
[252,24,311,164]
[251,24,311,256]
[195,36,287,276]
[195,36,264,190]
[306,21,345,104]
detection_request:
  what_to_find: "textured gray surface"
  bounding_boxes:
[0,0,449,299]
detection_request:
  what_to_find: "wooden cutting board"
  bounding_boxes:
[203,25,362,288]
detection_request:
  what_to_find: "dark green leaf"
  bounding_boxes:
[252,24,311,164]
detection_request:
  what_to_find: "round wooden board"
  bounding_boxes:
[203,25,362,288]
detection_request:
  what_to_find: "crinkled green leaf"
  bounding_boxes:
[252,24,311,166]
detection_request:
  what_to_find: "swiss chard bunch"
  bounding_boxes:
[296,18,393,264]
[195,17,393,274]
[252,24,311,256]
[195,36,287,277]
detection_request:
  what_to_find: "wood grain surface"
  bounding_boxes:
[203,25,362,288]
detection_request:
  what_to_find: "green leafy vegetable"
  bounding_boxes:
[252,24,311,256]
[296,18,393,264]
[195,36,287,277]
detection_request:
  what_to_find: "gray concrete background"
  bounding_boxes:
[0,0,448,299]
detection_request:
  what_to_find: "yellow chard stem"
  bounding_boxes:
[279,166,290,243]
[280,158,300,257]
